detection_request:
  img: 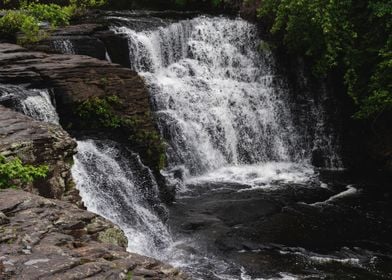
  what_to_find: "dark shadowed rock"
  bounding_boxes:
[0,189,187,280]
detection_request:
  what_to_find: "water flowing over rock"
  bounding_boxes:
[0,84,59,124]
[72,140,172,258]
[113,16,342,178]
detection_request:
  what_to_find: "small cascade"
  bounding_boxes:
[52,39,75,54]
[0,84,59,124]
[105,50,112,62]
[71,140,172,258]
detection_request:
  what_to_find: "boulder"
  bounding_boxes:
[0,105,76,199]
[0,189,187,280]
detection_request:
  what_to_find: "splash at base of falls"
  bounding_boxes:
[184,162,316,192]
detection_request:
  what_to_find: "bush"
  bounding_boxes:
[0,155,49,189]
[257,0,391,119]
[0,0,106,44]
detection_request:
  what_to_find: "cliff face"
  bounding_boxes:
[0,43,165,179]
[0,189,186,280]
[0,105,76,199]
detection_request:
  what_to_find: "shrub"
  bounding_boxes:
[0,155,49,189]
[0,0,106,44]
[257,0,391,119]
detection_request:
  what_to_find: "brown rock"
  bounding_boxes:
[0,106,76,199]
[0,189,187,280]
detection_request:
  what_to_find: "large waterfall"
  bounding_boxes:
[113,16,341,183]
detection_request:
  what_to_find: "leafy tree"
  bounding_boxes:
[257,0,391,119]
[0,155,49,189]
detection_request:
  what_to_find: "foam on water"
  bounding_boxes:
[310,185,358,206]
[185,162,315,190]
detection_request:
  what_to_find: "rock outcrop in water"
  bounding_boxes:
[0,105,76,199]
[0,189,186,280]
[0,43,164,175]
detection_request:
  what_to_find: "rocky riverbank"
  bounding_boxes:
[0,40,182,279]
[0,189,186,280]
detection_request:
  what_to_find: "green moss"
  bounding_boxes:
[98,227,127,248]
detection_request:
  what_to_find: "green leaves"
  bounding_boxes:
[0,155,49,189]
[257,0,391,119]
[0,0,107,44]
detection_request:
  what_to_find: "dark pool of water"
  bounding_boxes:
[167,170,392,279]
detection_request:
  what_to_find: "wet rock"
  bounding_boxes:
[0,106,76,199]
[0,43,169,201]
[0,189,187,280]
[98,227,128,248]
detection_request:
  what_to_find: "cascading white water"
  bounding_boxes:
[52,39,75,54]
[71,140,172,258]
[19,89,60,124]
[0,84,59,124]
[112,16,326,182]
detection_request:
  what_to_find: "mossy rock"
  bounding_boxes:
[98,227,128,248]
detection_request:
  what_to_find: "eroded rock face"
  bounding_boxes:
[0,105,76,199]
[0,43,164,175]
[0,189,186,280]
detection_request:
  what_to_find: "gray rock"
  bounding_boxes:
[0,106,77,199]
[0,189,187,280]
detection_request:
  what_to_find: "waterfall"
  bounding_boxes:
[0,84,59,124]
[105,50,112,62]
[52,39,75,54]
[71,140,172,258]
[112,16,341,179]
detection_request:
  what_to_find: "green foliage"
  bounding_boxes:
[0,0,106,44]
[76,95,166,171]
[22,2,72,26]
[0,10,42,43]
[257,0,392,119]
[77,95,122,129]
[0,155,49,189]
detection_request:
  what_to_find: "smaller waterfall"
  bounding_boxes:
[52,39,75,54]
[72,140,172,258]
[18,89,59,124]
[105,50,112,62]
[0,84,59,124]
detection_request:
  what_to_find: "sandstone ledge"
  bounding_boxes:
[0,189,186,280]
[0,105,76,199]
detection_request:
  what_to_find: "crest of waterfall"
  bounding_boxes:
[112,16,317,176]
[71,140,172,258]
[0,84,59,124]
[52,39,75,54]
